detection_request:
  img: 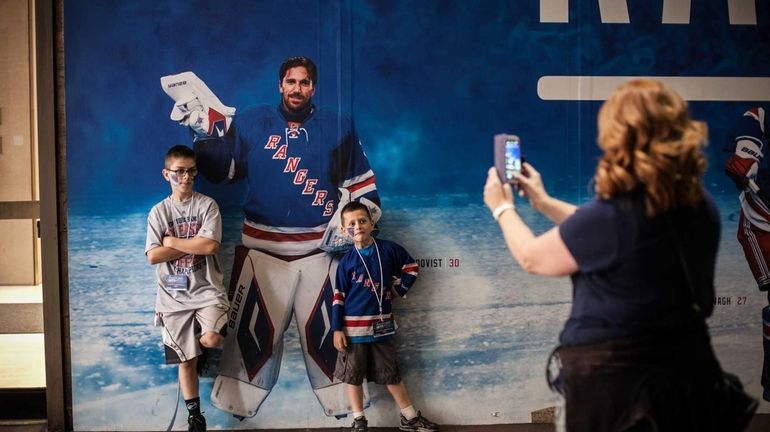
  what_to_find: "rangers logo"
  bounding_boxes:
[285,122,309,141]
[287,122,301,138]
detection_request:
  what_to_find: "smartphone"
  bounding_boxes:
[494,134,521,183]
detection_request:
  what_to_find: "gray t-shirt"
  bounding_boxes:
[145,192,228,313]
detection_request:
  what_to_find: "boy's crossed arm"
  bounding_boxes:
[146,235,219,264]
[162,235,219,255]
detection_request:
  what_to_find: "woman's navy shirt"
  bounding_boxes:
[558,189,720,346]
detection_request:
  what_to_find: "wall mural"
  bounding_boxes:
[64,0,770,429]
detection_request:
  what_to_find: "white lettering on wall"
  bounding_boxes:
[728,0,757,25]
[539,0,757,25]
[597,0,629,24]
[540,0,568,23]
[537,76,770,101]
[662,0,690,24]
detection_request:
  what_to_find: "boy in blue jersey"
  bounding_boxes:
[332,202,438,432]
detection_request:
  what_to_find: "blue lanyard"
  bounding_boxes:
[354,240,385,321]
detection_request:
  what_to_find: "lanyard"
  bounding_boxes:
[354,240,385,321]
[169,193,194,239]
[168,193,194,275]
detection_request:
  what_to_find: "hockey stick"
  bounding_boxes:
[165,376,181,432]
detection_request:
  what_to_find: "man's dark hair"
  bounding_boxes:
[340,201,372,222]
[279,56,317,85]
[165,145,195,164]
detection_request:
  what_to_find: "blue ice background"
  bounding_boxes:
[64,0,770,429]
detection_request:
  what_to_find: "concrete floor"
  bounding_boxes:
[4,417,770,432]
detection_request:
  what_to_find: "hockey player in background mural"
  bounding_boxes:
[161,56,382,418]
[725,106,770,402]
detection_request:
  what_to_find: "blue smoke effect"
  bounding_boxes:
[65,0,769,213]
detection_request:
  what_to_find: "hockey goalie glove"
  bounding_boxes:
[726,138,762,191]
[160,71,236,138]
[319,190,381,253]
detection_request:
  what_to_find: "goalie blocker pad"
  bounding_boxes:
[320,191,382,253]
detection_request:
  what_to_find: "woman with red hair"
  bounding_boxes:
[484,79,745,431]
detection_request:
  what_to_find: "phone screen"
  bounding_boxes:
[504,137,521,181]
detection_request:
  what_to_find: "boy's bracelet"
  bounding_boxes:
[492,203,516,221]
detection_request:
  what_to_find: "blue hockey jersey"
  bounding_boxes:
[195,104,380,254]
[332,239,419,343]
[726,107,770,230]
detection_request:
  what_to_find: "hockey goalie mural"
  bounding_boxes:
[160,59,383,419]
[64,1,770,430]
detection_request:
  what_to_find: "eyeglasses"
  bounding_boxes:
[167,168,198,177]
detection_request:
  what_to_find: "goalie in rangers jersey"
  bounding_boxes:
[725,106,770,402]
[161,56,382,418]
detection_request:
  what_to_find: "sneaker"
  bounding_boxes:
[350,415,368,432]
[400,410,438,432]
[188,414,206,432]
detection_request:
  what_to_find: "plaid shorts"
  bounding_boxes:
[334,338,402,385]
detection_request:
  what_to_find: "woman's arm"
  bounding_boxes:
[496,211,578,276]
[527,196,577,225]
[484,167,578,277]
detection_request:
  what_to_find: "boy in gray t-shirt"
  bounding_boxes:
[145,145,229,432]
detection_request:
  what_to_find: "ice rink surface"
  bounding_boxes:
[67,191,769,430]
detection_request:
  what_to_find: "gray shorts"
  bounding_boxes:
[334,338,402,385]
[158,303,228,364]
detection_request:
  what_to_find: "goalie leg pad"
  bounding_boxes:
[762,306,770,390]
[292,253,370,416]
[211,375,270,418]
[311,382,371,417]
[214,248,300,415]
[737,212,770,290]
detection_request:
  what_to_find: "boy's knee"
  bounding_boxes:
[200,331,224,348]
[179,359,196,371]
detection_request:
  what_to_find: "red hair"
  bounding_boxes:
[594,79,708,216]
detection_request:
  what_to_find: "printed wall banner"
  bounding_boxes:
[64,0,770,429]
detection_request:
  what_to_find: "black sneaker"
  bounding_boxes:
[350,415,368,432]
[188,413,206,432]
[400,410,438,432]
